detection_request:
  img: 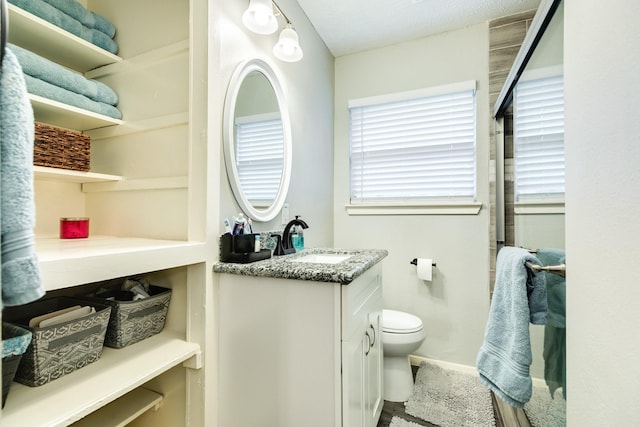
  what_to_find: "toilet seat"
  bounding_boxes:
[382,309,423,334]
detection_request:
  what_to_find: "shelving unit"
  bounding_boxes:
[30,94,123,131]
[1,1,211,426]
[2,331,199,427]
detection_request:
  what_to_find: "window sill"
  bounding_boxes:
[345,202,482,216]
[514,201,565,214]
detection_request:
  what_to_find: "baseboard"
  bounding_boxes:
[408,355,479,376]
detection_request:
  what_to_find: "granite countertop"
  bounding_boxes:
[213,247,388,284]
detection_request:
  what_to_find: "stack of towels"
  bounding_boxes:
[9,0,118,54]
[9,43,122,119]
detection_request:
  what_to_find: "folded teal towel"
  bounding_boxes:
[24,74,123,120]
[476,247,547,408]
[40,0,116,38]
[0,48,45,309]
[10,44,118,106]
[9,0,118,54]
[537,248,566,400]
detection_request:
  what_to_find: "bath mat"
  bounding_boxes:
[405,361,496,427]
[389,416,424,427]
[524,386,566,427]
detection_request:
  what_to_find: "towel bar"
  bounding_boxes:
[525,261,566,278]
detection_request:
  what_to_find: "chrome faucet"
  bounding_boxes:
[273,216,309,255]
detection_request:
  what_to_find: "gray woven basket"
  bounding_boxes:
[86,285,172,349]
[3,297,111,387]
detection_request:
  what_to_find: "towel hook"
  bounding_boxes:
[1,0,7,67]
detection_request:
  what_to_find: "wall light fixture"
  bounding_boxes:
[242,0,303,62]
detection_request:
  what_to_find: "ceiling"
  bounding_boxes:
[296,0,541,57]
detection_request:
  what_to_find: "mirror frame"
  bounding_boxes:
[222,58,292,222]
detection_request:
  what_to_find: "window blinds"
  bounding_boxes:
[235,115,284,204]
[514,74,565,201]
[349,86,476,204]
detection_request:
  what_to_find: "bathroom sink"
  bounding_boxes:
[291,254,352,264]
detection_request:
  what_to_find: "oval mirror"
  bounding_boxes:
[223,58,292,222]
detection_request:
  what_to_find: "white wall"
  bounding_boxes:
[333,24,491,366]
[565,0,640,424]
[217,0,334,242]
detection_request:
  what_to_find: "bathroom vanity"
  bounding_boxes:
[214,248,387,427]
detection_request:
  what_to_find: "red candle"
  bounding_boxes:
[59,217,89,239]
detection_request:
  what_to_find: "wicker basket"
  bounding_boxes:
[33,122,91,172]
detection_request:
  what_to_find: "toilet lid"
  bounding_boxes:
[382,309,423,333]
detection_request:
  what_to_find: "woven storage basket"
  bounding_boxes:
[83,285,172,349]
[2,323,32,407]
[2,297,111,387]
[33,122,91,172]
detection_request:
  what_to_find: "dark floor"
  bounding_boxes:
[376,365,506,427]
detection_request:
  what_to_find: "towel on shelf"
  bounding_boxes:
[0,47,45,309]
[39,0,116,38]
[537,248,567,400]
[10,43,118,106]
[24,74,123,120]
[476,246,547,408]
[8,0,118,54]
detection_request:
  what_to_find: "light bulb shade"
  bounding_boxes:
[242,0,278,35]
[273,26,303,62]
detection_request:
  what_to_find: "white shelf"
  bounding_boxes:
[1,331,200,427]
[36,236,207,291]
[70,387,163,427]
[7,4,122,72]
[31,94,123,132]
[34,166,122,184]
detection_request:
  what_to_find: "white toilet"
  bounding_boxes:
[382,309,425,402]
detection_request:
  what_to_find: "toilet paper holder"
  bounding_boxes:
[410,258,436,267]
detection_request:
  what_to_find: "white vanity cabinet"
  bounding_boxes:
[217,260,383,427]
[0,1,212,426]
[342,266,384,427]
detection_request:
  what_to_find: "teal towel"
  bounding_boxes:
[0,48,45,309]
[476,247,547,408]
[8,0,118,54]
[24,74,123,120]
[10,43,118,106]
[40,0,116,38]
[537,248,566,400]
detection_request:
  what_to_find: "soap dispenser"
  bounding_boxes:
[291,224,304,251]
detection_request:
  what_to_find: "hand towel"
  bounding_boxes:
[0,47,45,309]
[8,0,118,54]
[537,248,566,400]
[476,246,547,408]
[39,0,116,38]
[24,74,123,120]
[10,43,118,106]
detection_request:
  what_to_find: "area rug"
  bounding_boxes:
[524,386,566,427]
[405,361,496,427]
[389,416,423,427]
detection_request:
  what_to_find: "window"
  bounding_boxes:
[235,113,284,205]
[514,74,564,202]
[349,82,477,206]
